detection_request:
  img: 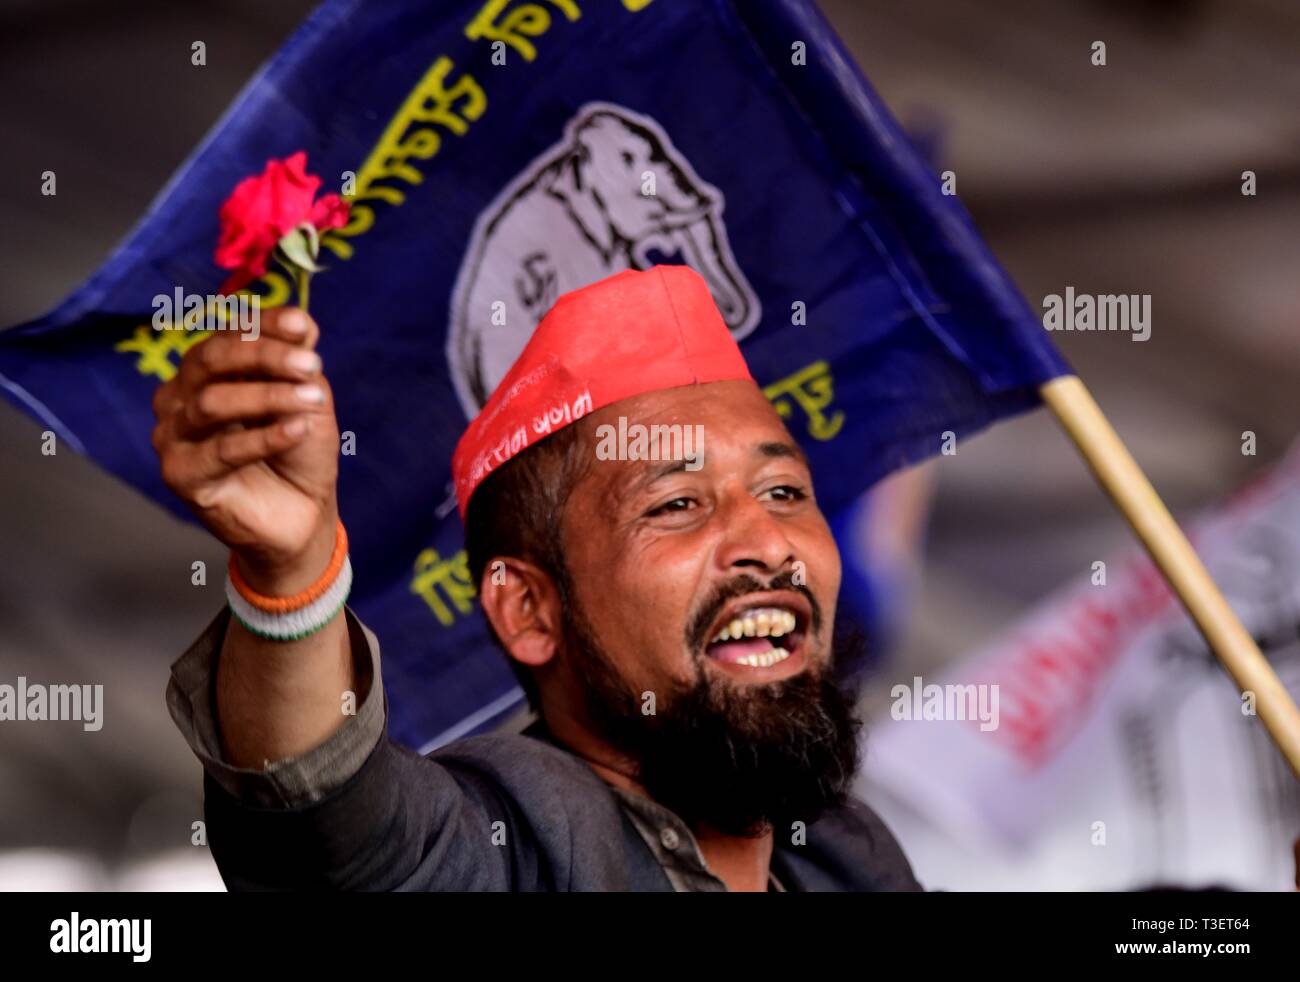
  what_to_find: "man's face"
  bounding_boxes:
[547,378,860,834]
[561,378,842,702]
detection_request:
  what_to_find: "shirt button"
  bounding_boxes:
[659,827,680,851]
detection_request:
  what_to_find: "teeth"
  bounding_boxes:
[733,646,791,668]
[710,608,799,644]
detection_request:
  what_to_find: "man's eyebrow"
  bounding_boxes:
[616,441,809,499]
[624,459,689,495]
[758,441,809,467]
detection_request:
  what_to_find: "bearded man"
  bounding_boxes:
[156,265,920,891]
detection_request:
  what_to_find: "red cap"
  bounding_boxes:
[452,265,754,519]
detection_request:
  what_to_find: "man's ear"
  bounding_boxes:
[477,557,562,670]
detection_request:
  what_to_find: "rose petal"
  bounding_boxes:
[309,193,350,231]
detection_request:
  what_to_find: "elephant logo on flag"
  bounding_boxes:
[447,101,761,416]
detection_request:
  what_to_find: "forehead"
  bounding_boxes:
[589,378,784,430]
[573,378,806,501]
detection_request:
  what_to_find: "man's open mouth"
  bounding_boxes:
[703,603,807,669]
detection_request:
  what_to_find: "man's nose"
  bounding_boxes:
[713,491,796,575]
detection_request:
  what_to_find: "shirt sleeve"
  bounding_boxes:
[165,606,532,891]
[165,606,386,809]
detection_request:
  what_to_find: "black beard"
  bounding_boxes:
[561,575,863,838]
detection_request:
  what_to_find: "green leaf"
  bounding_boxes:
[271,247,298,277]
[277,228,322,273]
[296,221,321,260]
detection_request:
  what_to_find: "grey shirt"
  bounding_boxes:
[167,607,921,892]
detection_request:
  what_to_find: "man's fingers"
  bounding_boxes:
[154,308,326,497]
[180,379,332,435]
[256,306,320,348]
[151,378,176,421]
[178,333,322,388]
[168,416,313,489]
[151,416,175,456]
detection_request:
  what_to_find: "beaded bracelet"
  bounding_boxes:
[225,518,351,640]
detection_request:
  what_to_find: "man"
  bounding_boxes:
[156,265,920,891]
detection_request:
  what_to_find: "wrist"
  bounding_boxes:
[226,515,351,642]
[234,510,340,596]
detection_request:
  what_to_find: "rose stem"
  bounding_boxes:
[296,267,311,314]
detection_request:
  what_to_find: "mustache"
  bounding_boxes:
[684,570,824,654]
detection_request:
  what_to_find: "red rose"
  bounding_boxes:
[214,151,349,294]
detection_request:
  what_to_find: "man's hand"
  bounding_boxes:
[154,306,357,769]
[152,307,339,593]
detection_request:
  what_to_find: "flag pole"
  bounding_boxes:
[1039,375,1300,779]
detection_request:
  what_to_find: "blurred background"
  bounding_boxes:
[1,0,1296,890]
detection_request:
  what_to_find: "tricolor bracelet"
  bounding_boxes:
[225,519,351,641]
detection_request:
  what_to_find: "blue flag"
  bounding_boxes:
[0,0,1069,751]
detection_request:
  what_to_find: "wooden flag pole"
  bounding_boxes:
[1040,375,1300,780]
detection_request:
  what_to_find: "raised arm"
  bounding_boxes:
[151,308,556,891]
[152,307,351,767]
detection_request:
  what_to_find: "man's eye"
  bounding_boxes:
[764,485,808,503]
[647,497,693,516]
